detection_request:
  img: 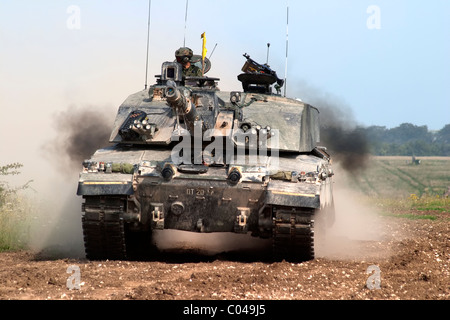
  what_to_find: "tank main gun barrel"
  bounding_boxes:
[165,82,199,128]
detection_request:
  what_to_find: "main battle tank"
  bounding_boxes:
[77,51,335,262]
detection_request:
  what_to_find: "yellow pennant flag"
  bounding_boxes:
[201,32,207,61]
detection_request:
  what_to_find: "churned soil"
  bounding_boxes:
[0,211,448,301]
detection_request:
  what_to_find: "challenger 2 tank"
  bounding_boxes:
[76,50,335,262]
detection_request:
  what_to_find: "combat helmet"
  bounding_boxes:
[175,47,194,65]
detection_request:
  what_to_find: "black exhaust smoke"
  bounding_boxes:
[42,105,115,174]
[320,122,369,172]
[291,81,370,171]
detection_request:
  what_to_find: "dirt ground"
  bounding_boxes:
[0,209,448,302]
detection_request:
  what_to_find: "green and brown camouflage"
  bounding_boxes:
[76,51,335,262]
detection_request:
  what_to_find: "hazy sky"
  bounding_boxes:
[0,0,449,189]
[1,0,449,127]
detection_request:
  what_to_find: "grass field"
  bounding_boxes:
[337,156,450,216]
[0,195,33,251]
[342,156,450,198]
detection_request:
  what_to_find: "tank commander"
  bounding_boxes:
[175,47,202,77]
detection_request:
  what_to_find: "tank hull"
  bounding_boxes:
[77,146,334,261]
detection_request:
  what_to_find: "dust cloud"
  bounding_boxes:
[29,105,115,258]
[315,167,389,261]
[29,188,86,259]
[290,82,388,260]
[152,230,272,259]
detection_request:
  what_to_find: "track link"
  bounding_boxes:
[82,198,127,260]
[273,207,315,262]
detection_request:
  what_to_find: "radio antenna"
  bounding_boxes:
[144,0,152,90]
[266,43,270,65]
[183,0,189,46]
[284,0,289,97]
[208,43,218,60]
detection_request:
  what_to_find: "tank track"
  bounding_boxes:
[273,207,315,262]
[81,198,127,260]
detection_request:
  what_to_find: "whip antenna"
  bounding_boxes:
[208,43,218,60]
[183,0,189,46]
[284,0,289,97]
[144,0,152,90]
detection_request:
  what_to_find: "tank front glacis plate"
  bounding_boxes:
[135,176,265,233]
[131,153,330,234]
[78,140,332,222]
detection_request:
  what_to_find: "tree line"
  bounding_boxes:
[358,123,450,156]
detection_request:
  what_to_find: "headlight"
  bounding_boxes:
[227,167,242,185]
[161,163,176,181]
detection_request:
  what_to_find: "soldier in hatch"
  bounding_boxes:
[175,47,203,77]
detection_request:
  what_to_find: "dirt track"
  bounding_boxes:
[0,208,448,301]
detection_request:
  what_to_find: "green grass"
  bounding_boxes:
[369,195,449,213]
[400,214,437,221]
[411,196,450,212]
[341,157,450,221]
[0,195,32,252]
[346,156,450,199]
[379,211,439,221]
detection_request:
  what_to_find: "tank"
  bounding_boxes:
[76,51,335,262]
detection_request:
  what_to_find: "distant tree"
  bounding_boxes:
[360,123,450,156]
[365,126,388,142]
[436,124,450,144]
[387,123,431,144]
